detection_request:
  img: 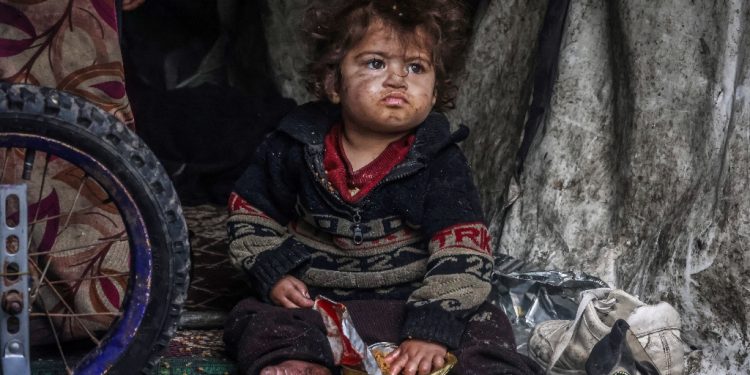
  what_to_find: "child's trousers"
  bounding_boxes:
[224,298,543,375]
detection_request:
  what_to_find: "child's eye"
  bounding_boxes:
[407,63,425,74]
[366,59,385,70]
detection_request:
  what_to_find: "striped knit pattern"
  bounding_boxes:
[227,192,310,297]
[227,193,494,348]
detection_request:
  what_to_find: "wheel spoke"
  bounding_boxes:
[28,260,102,345]
[29,256,53,301]
[28,235,127,257]
[37,272,128,286]
[31,312,121,317]
[6,149,125,367]
[0,147,12,182]
[27,152,51,244]
[28,198,115,227]
[35,296,73,374]
[60,173,86,233]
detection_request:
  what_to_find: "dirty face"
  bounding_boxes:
[327,20,437,137]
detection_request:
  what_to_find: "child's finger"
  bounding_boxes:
[431,353,445,370]
[401,356,422,375]
[414,355,430,375]
[293,281,312,299]
[389,352,410,375]
[385,348,400,362]
[417,356,434,375]
[286,276,312,298]
[287,290,313,308]
[281,295,300,309]
[288,278,313,306]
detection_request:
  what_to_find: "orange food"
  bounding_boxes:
[373,349,391,374]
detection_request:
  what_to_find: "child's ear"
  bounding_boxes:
[431,88,437,106]
[324,70,340,104]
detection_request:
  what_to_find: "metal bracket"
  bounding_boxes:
[0,184,30,375]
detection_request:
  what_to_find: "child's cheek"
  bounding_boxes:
[350,71,384,97]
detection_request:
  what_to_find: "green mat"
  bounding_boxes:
[30,360,67,375]
[152,358,236,375]
[30,357,236,375]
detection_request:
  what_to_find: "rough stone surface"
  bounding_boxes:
[262,0,750,372]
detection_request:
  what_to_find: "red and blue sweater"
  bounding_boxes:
[227,102,494,349]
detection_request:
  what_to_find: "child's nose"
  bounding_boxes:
[384,64,408,87]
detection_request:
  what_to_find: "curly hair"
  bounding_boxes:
[302,0,470,112]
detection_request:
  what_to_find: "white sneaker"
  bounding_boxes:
[528,288,684,375]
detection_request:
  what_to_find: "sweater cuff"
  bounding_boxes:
[244,237,310,301]
[400,306,467,350]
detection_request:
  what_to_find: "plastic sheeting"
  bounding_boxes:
[493,270,608,354]
[453,1,750,373]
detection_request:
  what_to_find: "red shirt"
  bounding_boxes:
[323,123,415,203]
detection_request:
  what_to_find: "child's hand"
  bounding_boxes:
[269,275,314,308]
[385,339,447,375]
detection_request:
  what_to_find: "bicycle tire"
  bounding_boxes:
[0,83,190,374]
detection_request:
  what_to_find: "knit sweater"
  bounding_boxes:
[227,101,494,349]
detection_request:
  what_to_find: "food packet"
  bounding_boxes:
[314,296,458,375]
[313,296,383,375]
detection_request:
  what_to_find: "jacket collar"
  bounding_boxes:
[277,101,468,159]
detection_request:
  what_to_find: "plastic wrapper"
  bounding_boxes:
[314,296,459,375]
[313,296,382,374]
[490,270,609,353]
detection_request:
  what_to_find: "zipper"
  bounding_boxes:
[305,149,366,244]
[351,208,363,245]
[347,161,425,244]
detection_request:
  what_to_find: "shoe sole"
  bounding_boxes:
[528,348,586,375]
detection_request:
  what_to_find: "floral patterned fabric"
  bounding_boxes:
[0,148,130,342]
[1,0,135,342]
[0,0,134,128]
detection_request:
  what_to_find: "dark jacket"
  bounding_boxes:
[228,102,494,349]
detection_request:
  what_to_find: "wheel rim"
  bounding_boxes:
[0,133,151,374]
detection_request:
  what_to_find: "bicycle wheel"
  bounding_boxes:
[0,83,190,374]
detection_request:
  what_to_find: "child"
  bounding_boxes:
[224,1,541,374]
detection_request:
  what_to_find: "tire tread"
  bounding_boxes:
[0,82,190,374]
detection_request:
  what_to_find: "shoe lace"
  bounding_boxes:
[546,290,612,374]
[593,297,616,312]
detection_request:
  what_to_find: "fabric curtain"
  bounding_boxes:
[0,0,134,128]
[0,0,135,340]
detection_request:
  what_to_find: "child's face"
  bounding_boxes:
[328,20,437,136]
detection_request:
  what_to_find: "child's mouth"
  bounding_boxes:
[382,94,407,106]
